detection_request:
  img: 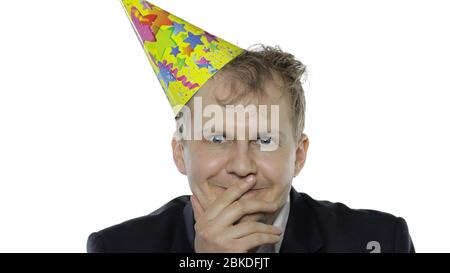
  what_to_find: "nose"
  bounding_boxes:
[225,141,257,180]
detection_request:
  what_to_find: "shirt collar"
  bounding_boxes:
[256,194,291,253]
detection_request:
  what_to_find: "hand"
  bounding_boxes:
[191,180,282,253]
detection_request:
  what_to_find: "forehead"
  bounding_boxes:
[179,70,294,142]
[191,70,290,116]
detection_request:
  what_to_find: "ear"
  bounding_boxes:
[171,136,187,175]
[294,133,309,177]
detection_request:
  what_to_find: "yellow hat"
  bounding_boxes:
[121,0,244,115]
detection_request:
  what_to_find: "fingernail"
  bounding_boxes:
[244,175,256,184]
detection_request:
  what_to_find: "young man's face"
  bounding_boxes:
[172,71,309,224]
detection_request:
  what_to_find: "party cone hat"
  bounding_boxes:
[121,0,244,115]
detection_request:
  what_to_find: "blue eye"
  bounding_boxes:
[209,135,225,144]
[257,136,272,145]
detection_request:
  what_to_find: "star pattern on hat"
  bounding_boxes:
[130,7,157,42]
[157,61,176,89]
[171,21,186,36]
[210,42,219,52]
[121,0,244,114]
[204,31,219,43]
[184,32,204,50]
[195,56,218,73]
[170,46,180,57]
[182,45,194,57]
[152,26,177,59]
[150,9,173,34]
[176,57,186,70]
[140,0,153,10]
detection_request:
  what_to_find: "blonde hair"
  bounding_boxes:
[175,44,307,141]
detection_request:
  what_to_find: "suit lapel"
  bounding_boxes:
[170,196,196,252]
[280,187,324,253]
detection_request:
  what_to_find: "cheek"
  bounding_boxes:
[188,149,225,179]
[258,151,295,186]
[186,147,227,205]
[255,151,295,202]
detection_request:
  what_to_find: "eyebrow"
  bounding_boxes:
[262,129,286,140]
[201,127,287,139]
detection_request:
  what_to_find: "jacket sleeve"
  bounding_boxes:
[394,217,415,253]
[87,232,106,253]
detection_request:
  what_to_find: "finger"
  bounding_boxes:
[191,194,204,222]
[235,233,281,252]
[226,221,282,239]
[213,199,278,227]
[235,213,267,224]
[203,179,256,221]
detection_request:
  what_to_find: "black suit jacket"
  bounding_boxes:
[87,187,415,253]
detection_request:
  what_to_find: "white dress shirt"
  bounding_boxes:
[256,194,291,253]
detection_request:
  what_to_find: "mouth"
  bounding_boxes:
[214,184,267,198]
[241,188,265,199]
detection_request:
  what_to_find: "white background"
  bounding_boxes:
[0,0,449,252]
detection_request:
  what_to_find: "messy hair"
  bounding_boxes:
[176,44,308,141]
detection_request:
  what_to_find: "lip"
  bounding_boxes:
[214,184,267,197]
[214,184,266,190]
[241,188,265,198]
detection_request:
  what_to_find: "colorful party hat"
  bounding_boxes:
[121,0,244,115]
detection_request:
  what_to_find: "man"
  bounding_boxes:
[87,0,414,253]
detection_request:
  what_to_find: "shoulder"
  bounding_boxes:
[87,195,190,253]
[297,192,414,253]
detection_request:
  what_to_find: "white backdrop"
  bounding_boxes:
[0,0,449,252]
